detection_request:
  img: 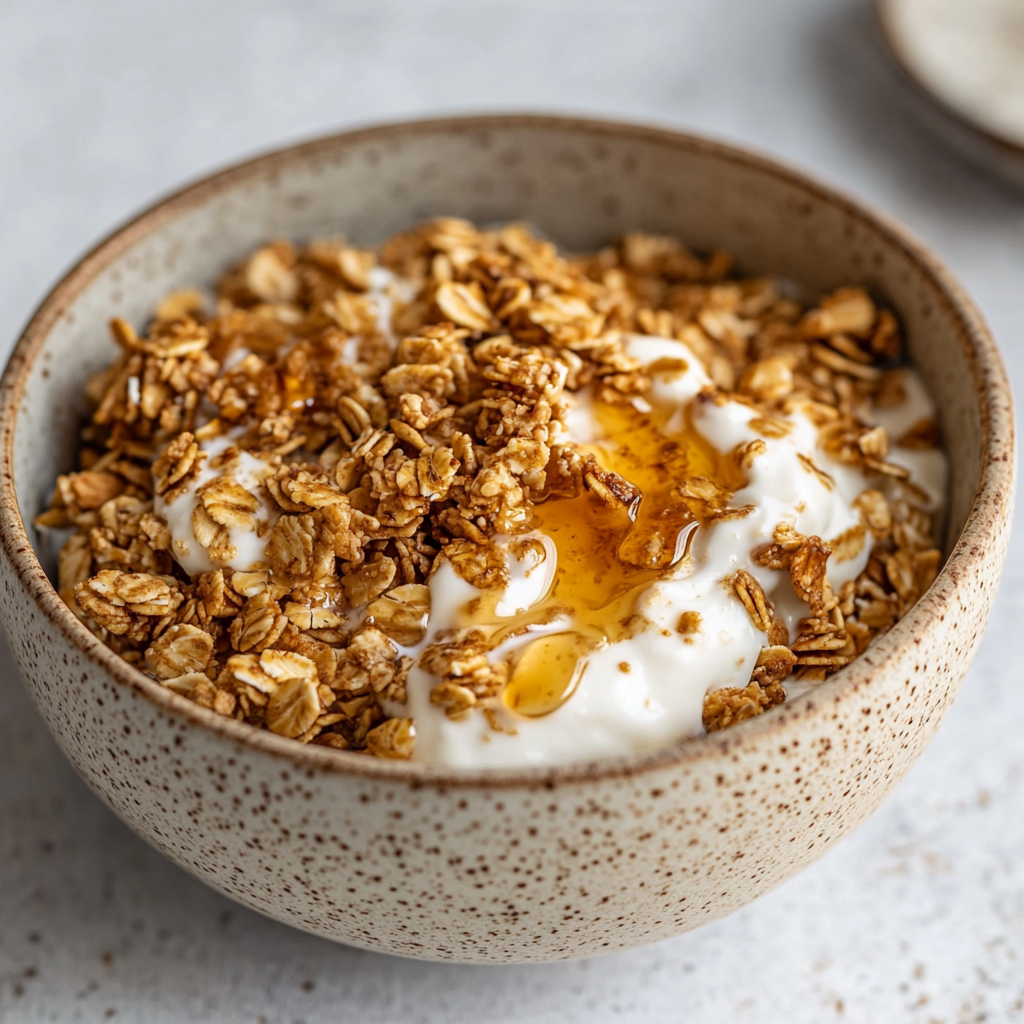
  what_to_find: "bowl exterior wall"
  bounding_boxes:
[0,544,1002,963]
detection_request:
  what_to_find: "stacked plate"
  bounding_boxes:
[877,0,1024,187]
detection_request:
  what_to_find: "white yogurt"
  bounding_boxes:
[366,265,417,348]
[154,445,278,576]
[157,269,420,576]
[336,267,419,363]
[862,369,947,513]
[405,335,946,768]
[153,325,945,768]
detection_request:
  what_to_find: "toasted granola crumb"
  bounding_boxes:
[703,680,784,732]
[730,570,772,632]
[265,676,321,738]
[365,583,430,646]
[229,591,288,653]
[677,611,702,635]
[364,717,415,759]
[48,219,944,755]
[145,623,214,680]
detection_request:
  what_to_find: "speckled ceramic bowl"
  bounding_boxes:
[0,116,1013,963]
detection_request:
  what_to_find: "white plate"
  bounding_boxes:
[876,0,1024,187]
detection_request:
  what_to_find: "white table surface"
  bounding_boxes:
[2,1,1023,1020]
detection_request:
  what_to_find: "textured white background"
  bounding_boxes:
[2,1,1023,1021]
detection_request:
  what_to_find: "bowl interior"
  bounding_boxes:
[12,118,985,630]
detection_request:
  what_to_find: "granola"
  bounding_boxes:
[37,220,946,764]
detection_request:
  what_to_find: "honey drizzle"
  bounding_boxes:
[480,395,746,719]
[282,371,317,411]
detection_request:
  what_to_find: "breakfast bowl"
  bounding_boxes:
[0,115,1013,963]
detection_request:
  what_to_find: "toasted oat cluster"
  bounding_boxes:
[38,219,943,757]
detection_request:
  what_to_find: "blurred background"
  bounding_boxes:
[2,1,1023,1021]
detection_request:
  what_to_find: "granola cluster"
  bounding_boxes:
[38,219,943,756]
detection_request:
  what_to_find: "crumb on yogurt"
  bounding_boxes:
[37,220,947,766]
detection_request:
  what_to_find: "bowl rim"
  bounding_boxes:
[0,112,1013,789]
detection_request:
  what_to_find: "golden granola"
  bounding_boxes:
[37,220,943,756]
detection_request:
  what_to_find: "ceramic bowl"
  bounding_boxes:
[0,116,1013,964]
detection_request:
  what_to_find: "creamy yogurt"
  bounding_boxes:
[155,327,945,769]
[154,442,278,576]
[155,268,418,575]
[403,335,946,767]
